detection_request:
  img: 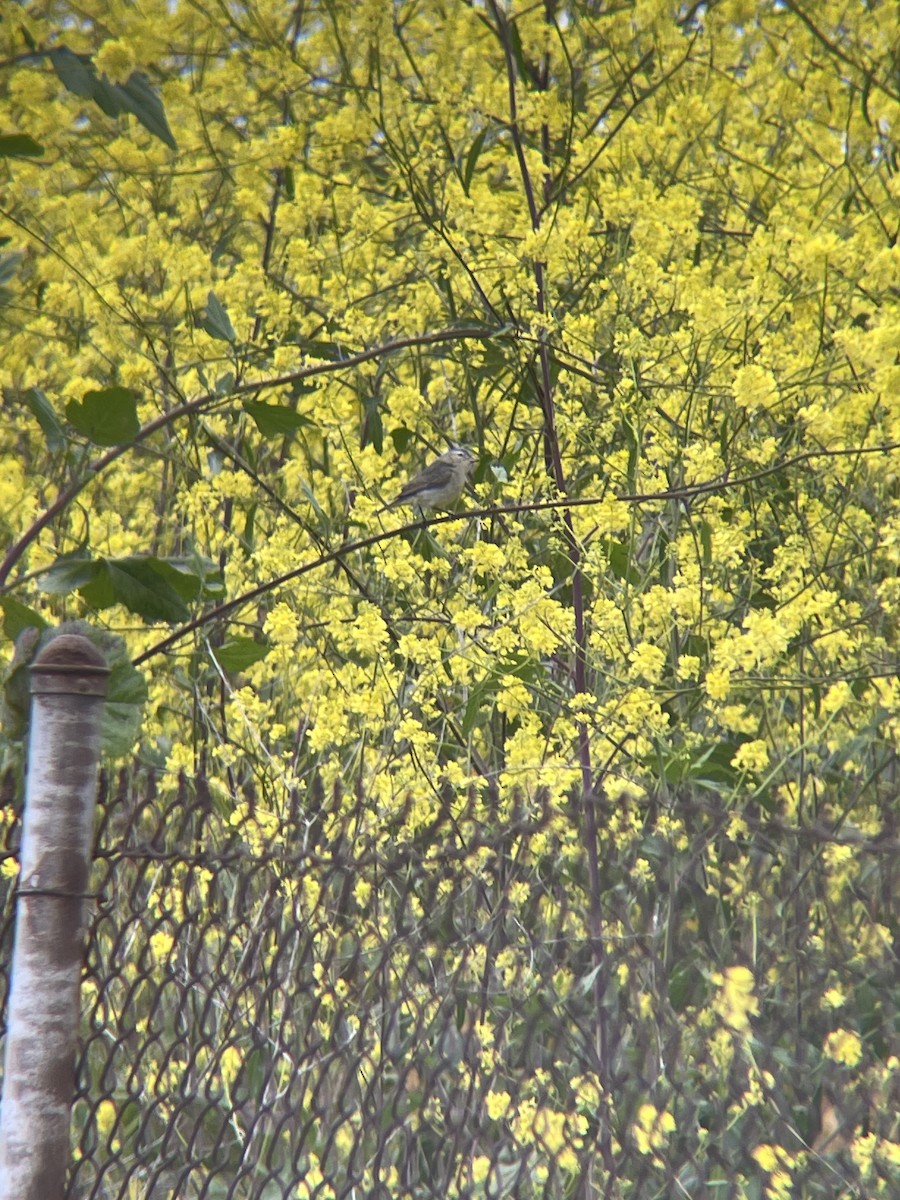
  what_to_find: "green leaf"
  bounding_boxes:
[243,400,314,436]
[663,738,746,788]
[38,550,100,595]
[65,386,140,446]
[391,426,413,454]
[700,519,713,565]
[49,47,96,98]
[49,49,177,151]
[103,656,148,758]
[453,318,512,338]
[115,72,177,151]
[79,558,191,623]
[363,394,383,454]
[153,555,224,602]
[38,552,215,622]
[0,134,44,158]
[297,479,328,523]
[139,558,203,603]
[290,380,320,399]
[603,539,641,585]
[91,75,127,119]
[215,637,271,673]
[668,959,705,1012]
[200,291,237,342]
[0,251,23,287]
[1,622,144,757]
[0,596,48,640]
[461,656,537,736]
[461,127,488,196]
[507,21,531,85]
[24,387,67,452]
[295,338,344,361]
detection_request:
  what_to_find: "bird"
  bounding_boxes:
[378,446,476,513]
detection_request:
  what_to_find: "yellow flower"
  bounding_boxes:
[263,602,299,647]
[486,1090,511,1120]
[824,1028,862,1067]
[149,930,174,961]
[471,1156,491,1183]
[752,1144,778,1172]
[629,642,666,683]
[705,667,731,701]
[95,1099,117,1138]
[731,739,769,774]
[350,603,389,656]
[219,1046,242,1088]
[94,39,136,85]
[713,965,758,1032]
[732,364,779,411]
[820,987,846,1010]
[632,1103,675,1155]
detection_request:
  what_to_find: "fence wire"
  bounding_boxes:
[1,764,898,1199]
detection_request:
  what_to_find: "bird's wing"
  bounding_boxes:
[395,459,457,500]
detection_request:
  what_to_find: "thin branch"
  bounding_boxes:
[0,325,507,587]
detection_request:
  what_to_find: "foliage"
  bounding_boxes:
[1,0,899,1196]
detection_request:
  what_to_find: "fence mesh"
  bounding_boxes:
[1,762,898,1198]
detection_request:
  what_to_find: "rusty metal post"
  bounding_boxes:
[0,634,109,1200]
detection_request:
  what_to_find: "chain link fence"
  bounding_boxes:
[3,768,607,1198]
[2,759,898,1198]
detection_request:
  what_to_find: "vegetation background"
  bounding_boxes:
[1,1,898,1196]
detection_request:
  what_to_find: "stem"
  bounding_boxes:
[488,0,611,1122]
[0,325,504,588]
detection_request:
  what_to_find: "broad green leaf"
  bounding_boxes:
[295,338,344,361]
[1,622,144,758]
[291,380,320,398]
[0,134,43,158]
[79,558,191,623]
[159,555,225,601]
[39,550,100,595]
[215,637,271,673]
[243,400,314,436]
[0,596,48,640]
[200,291,237,342]
[143,558,205,603]
[24,387,67,452]
[49,49,176,151]
[40,553,191,622]
[391,426,413,453]
[65,386,140,446]
[461,127,488,195]
[116,72,177,151]
[0,251,23,287]
[103,656,149,758]
[604,538,641,585]
[91,76,128,119]
[49,47,96,98]
[663,738,746,788]
[363,395,383,454]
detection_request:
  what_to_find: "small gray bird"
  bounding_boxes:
[380,446,476,513]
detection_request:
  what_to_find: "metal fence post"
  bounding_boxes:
[0,634,109,1200]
